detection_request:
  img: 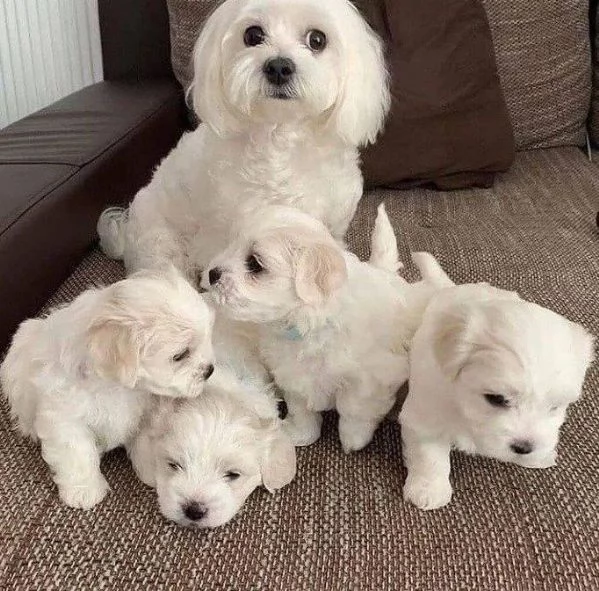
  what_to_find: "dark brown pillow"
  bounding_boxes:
[359,0,515,190]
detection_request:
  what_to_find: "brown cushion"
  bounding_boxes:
[166,0,514,190]
[360,0,515,190]
[482,0,590,150]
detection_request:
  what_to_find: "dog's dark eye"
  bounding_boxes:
[306,29,326,52]
[246,254,264,274]
[225,471,240,481]
[484,393,509,408]
[168,460,183,471]
[172,348,191,363]
[244,25,266,47]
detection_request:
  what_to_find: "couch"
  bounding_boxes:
[0,0,597,589]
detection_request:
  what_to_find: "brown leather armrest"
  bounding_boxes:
[0,79,186,348]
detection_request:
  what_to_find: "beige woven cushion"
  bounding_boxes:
[481,0,591,150]
[590,3,599,145]
[167,0,221,95]
[1,147,598,588]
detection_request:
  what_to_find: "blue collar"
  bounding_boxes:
[282,325,304,341]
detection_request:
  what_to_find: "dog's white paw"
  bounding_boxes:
[58,476,110,510]
[517,450,557,470]
[284,413,322,447]
[403,475,453,511]
[338,419,376,453]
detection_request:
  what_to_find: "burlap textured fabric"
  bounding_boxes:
[589,0,599,146]
[1,147,598,589]
[481,0,591,151]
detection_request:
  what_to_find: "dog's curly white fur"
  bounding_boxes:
[97,0,390,277]
[0,269,215,509]
[128,365,296,528]
[202,204,411,452]
[400,254,595,510]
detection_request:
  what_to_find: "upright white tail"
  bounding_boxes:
[369,203,403,273]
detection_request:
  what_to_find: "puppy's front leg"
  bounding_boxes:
[337,379,395,453]
[41,427,109,510]
[401,425,453,510]
[283,394,322,447]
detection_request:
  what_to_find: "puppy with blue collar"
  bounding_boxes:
[202,204,429,452]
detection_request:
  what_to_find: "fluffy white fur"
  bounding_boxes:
[128,365,296,528]
[400,254,595,510]
[0,269,215,509]
[202,204,413,452]
[97,0,390,277]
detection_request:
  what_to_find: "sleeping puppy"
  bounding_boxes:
[400,254,595,510]
[0,268,215,509]
[128,365,296,528]
[201,204,413,453]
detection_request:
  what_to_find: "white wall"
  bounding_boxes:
[0,0,103,128]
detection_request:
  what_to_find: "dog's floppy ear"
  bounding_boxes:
[190,0,241,136]
[432,307,477,381]
[295,243,347,305]
[87,316,140,388]
[327,5,390,146]
[261,431,297,493]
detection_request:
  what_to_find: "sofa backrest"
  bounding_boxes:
[481,0,590,150]
[98,0,174,80]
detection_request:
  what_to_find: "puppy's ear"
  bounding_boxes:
[190,0,240,136]
[328,7,390,146]
[432,307,477,381]
[295,243,347,305]
[261,431,297,493]
[87,317,140,388]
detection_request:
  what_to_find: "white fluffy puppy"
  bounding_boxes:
[128,365,296,528]
[97,0,389,277]
[0,269,215,509]
[202,204,410,452]
[400,254,595,510]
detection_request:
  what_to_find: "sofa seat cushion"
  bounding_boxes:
[1,147,597,589]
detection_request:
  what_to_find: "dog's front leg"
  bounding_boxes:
[401,425,453,510]
[336,379,395,453]
[282,393,322,447]
[40,426,110,509]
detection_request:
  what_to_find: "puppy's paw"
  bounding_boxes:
[517,450,557,470]
[403,475,453,511]
[283,413,322,447]
[59,476,110,510]
[338,419,376,453]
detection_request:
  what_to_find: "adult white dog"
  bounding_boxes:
[128,365,296,528]
[98,0,390,277]
[0,269,215,509]
[201,204,417,453]
[400,254,595,510]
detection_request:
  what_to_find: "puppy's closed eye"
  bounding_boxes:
[483,393,509,408]
[225,470,240,481]
[172,348,191,363]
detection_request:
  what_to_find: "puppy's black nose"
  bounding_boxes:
[510,440,534,455]
[263,57,296,86]
[204,364,215,380]
[208,267,222,285]
[183,502,207,521]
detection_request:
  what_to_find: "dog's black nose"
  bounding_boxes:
[510,440,534,455]
[183,502,207,521]
[263,57,296,86]
[204,364,215,380]
[208,267,222,285]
